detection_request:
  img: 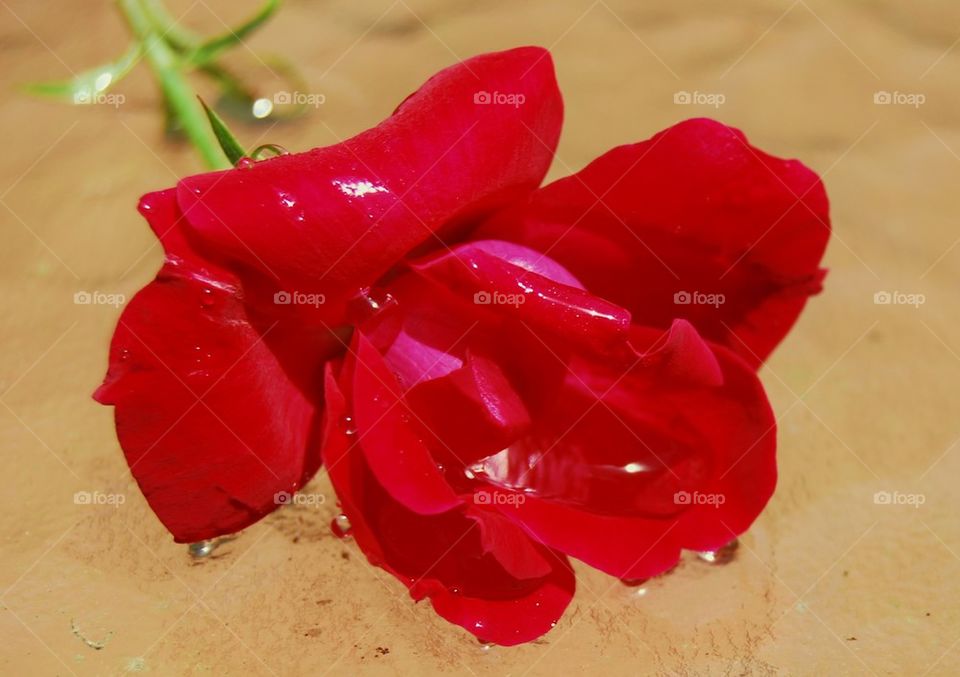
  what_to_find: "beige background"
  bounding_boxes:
[1,0,958,674]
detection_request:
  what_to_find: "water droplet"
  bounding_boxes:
[188,540,216,558]
[696,538,739,565]
[478,640,494,651]
[332,513,352,538]
[236,157,255,170]
[251,97,273,119]
[340,415,356,436]
[199,288,216,309]
[118,347,131,362]
[362,288,396,313]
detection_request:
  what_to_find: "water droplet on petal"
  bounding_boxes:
[362,288,396,313]
[236,157,255,170]
[332,513,352,538]
[199,288,216,309]
[340,416,356,436]
[696,538,739,565]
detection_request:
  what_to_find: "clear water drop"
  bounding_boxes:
[236,157,255,170]
[199,288,215,309]
[363,288,396,313]
[332,513,352,538]
[696,538,739,565]
[188,540,216,558]
[341,416,356,436]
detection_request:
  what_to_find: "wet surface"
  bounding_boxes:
[1,0,959,674]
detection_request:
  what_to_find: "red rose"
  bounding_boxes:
[96,46,829,645]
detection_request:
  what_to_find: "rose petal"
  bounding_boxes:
[94,189,331,542]
[475,320,776,579]
[322,364,574,645]
[412,240,632,355]
[349,332,461,515]
[478,118,830,366]
[176,47,563,314]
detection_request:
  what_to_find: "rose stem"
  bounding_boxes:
[116,0,232,170]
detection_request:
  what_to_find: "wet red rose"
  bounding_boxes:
[96,46,829,645]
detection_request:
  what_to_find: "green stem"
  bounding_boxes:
[116,0,231,170]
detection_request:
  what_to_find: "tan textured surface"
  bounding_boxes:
[1,0,958,674]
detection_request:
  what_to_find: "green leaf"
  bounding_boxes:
[186,0,280,66]
[198,97,246,165]
[22,44,142,104]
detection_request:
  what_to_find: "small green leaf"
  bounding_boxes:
[198,97,246,165]
[23,44,142,104]
[186,0,280,66]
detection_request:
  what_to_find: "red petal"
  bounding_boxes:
[472,320,776,580]
[94,190,332,542]
[412,240,632,355]
[322,364,574,645]
[176,47,563,312]
[478,118,830,366]
[349,332,461,515]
